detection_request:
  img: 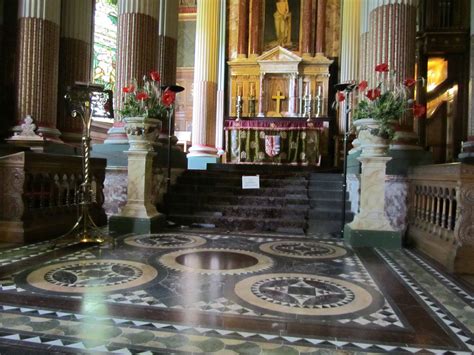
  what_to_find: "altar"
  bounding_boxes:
[225,118,329,165]
[225,46,333,165]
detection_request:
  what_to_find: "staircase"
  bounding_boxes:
[162,164,353,236]
[307,173,354,237]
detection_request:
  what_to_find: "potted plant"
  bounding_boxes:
[337,63,425,157]
[120,70,176,151]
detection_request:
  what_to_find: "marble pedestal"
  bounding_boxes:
[109,150,165,235]
[344,156,402,248]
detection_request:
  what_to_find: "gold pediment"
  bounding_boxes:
[257,46,302,63]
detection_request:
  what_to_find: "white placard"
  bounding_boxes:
[242,175,260,189]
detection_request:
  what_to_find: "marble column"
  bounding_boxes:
[359,0,370,84]
[215,0,227,154]
[15,0,62,140]
[249,0,263,58]
[237,0,249,58]
[57,0,94,144]
[315,0,326,54]
[105,0,159,144]
[257,73,266,117]
[459,6,474,162]
[288,73,298,116]
[157,0,178,86]
[338,0,360,134]
[301,0,313,56]
[345,156,401,248]
[187,0,221,169]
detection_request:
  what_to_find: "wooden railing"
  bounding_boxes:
[408,163,474,274]
[0,151,107,244]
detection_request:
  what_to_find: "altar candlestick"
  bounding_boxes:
[237,85,242,97]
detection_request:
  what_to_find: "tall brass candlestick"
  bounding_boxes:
[236,95,243,121]
[64,82,111,244]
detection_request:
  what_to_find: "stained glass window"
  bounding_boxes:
[93,0,117,93]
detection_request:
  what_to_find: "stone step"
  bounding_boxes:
[306,220,343,234]
[310,200,352,210]
[308,209,354,220]
[310,173,344,182]
[170,184,308,197]
[168,213,307,233]
[308,189,348,199]
[207,163,326,174]
[176,175,308,188]
[167,203,307,219]
[309,180,344,190]
[164,193,310,206]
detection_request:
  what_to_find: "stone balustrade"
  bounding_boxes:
[0,151,107,244]
[408,163,474,274]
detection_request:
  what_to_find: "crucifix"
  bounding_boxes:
[272,90,286,117]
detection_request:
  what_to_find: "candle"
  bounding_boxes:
[237,85,242,97]
[318,85,322,96]
[250,83,255,96]
[305,83,310,96]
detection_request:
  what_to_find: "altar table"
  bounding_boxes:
[224,119,328,165]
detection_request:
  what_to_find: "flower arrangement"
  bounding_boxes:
[337,63,425,140]
[119,70,176,119]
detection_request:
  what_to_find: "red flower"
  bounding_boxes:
[358,80,368,91]
[122,84,135,93]
[150,70,160,82]
[136,91,149,101]
[366,88,381,101]
[375,63,389,72]
[403,78,416,87]
[413,103,426,118]
[162,88,176,107]
[336,91,345,102]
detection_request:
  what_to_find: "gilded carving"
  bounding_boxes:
[456,183,474,246]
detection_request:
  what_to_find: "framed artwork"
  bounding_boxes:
[264,0,301,51]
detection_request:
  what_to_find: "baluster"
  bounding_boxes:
[413,186,418,221]
[450,188,457,231]
[423,186,429,222]
[53,174,60,207]
[69,174,76,206]
[447,189,454,231]
[436,187,443,227]
[431,187,437,224]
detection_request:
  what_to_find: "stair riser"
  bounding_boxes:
[164,195,309,206]
[171,186,307,196]
[168,206,307,219]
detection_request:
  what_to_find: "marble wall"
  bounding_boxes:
[347,173,409,233]
[103,167,184,216]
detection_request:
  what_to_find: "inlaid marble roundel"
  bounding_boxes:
[124,233,207,249]
[235,273,374,316]
[259,240,348,259]
[26,259,158,293]
[159,248,273,275]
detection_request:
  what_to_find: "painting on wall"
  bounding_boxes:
[264,0,301,51]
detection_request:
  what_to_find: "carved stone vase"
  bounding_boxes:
[123,116,162,151]
[353,118,389,157]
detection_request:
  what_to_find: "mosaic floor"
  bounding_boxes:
[0,230,472,354]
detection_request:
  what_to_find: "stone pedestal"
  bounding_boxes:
[344,156,402,248]
[109,150,165,235]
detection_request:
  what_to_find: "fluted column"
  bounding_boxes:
[15,0,61,140]
[368,0,417,113]
[249,0,263,57]
[359,0,370,83]
[301,0,313,56]
[157,0,178,86]
[237,0,249,58]
[105,0,159,144]
[215,0,226,154]
[338,0,360,134]
[57,0,94,144]
[460,8,474,160]
[315,0,326,54]
[187,0,221,169]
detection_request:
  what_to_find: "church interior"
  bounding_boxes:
[0,0,473,353]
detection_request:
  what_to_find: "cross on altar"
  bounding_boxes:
[272,90,286,116]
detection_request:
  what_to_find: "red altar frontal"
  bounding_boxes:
[224,118,329,165]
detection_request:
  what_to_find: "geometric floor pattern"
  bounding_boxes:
[0,230,471,354]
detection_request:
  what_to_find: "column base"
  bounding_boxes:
[187,155,219,170]
[344,224,403,249]
[109,213,166,235]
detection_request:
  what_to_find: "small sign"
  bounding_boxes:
[242,175,260,189]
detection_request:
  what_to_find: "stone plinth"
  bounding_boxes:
[345,156,402,248]
[109,150,165,235]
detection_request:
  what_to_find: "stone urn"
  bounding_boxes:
[123,116,162,151]
[353,118,389,157]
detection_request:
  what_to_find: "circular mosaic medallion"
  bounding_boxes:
[159,248,273,275]
[259,241,348,259]
[26,259,158,294]
[235,273,375,316]
[124,233,207,249]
